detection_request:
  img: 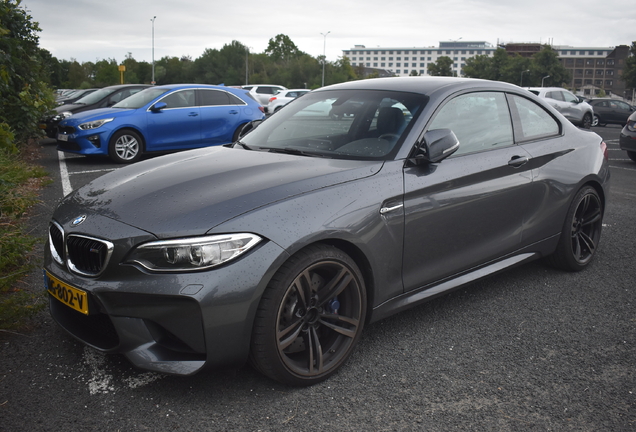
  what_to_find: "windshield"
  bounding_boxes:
[74,88,118,105]
[240,89,427,160]
[113,88,170,109]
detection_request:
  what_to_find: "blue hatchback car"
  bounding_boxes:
[56,84,265,163]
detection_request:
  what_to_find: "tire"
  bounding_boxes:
[250,244,367,386]
[592,115,605,127]
[581,113,592,129]
[546,186,603,271]
[627,151,636,163]
[108,130,143,164]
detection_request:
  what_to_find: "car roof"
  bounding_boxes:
[319,76,520,96]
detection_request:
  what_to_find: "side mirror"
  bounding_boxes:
[238,119,264,138]
[151,102,167,111]
[413,129,460,163]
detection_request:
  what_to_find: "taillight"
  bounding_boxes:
[268,97,277,103]
[258,106,265,113]
[600,141,608,160]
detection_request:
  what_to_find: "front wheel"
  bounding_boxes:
[627,151,636,162]
[546,186,603,271]
[582,113,592,129]
[250,244,367,386]
[109,130,143,164]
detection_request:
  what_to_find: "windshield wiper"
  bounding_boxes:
[261,147,331,158]
[233,141,253,150]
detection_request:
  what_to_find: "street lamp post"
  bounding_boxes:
[542,75,550,87]
[321,31,330,87]
[151,16,156,85]
[520,69,530,86]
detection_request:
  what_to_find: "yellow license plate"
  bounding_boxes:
[46,272,89,315]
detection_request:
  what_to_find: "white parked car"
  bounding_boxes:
[525,87,593,129]
[242,84,286,105]
[266,89,310,113]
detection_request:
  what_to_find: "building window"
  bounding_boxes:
[595,80,602,86]
[570,51,576,55]
[396,70,401,74]
[381,63,385,67]
[428,57,431,61]
[477,50,482,54]
[579,51,585,55]
[574,79,582,85]
[397,62,401,67]
[596,70,604,76]
[389,51,393,54]
[469,50,474,54]
[404,57,409,60]
[420,70,425,74]
[381,51,385,54]
[389,57,393,60]
[373,63,378,67]
[606,80,613,86]
[607,70,614,76]
[366,63,370,67]
[585,70,593,75]
[397,57,401,60]
[396,50,401,54]
[373,57,378,61]
[607,59,615,65]
[420,63,425,67]
[446,50,451,54]
[588,51,594,55]
[388,62,393,67]
[597,59,604,65]
[575,69,583,76]
[561,51,568,55]
[585,79,592,85]
[586,59,594,65]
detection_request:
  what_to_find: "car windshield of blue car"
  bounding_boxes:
[112,88,170,109]
[74,88,119,105]
[240,89,427,160]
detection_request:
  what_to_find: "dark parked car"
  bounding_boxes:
[56,84,265,163]
[44,77,610,386]
[56,88,98,106]
[588,98,634,127]
[39,84,150,138]
[619,110,636,162]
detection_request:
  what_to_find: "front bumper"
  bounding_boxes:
[44,218,288,375]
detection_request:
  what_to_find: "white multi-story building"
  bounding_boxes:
[342,41,496,76]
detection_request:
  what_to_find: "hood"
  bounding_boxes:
[56,146,383,238]
[61,107,134,125]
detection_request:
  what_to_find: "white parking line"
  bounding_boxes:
[57,151,73,197]
[71,169,117,175]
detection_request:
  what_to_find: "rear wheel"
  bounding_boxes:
[547,186,603,271]
[627,151,636,162]
[250,244,366,386]
[592,114,605,127]
[108,130,143,164]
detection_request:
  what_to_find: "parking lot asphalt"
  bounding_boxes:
[1,126,634,431]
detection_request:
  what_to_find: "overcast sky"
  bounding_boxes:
[23,0,635,65]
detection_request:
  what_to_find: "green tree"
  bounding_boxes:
[620,41,636,93]
[528,45,570,87]
[265,34,303,64]
[427,56,453,76]
[0,0,55,145]
[409,70,420,76]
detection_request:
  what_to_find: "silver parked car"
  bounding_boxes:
[45,77,610,386]
[526,87,594,129]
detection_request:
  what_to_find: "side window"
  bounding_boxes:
[227,92,247,105]
[199,89,230,106]
[546,91,564,101]
[509,94,560,141]
[562,91,579,103]
[160,90,196,109]
[107,90,129,106]
[256,87,275,95]
[427,92,514,156]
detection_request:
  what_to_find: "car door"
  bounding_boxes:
[145,89,201,150]
[197,89,244,147]
[560,90,584,122]
[611,101,633,124]
[402,91,535,291]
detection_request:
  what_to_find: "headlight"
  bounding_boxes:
[52,111,73,122]
[77,118,114,131]
[627,121,636,133]
[125,233,262,272]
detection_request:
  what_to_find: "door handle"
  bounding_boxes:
[188,112,199,117]
[229,110,239,115]
[508,156,528,167]
[380,204,403,214]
